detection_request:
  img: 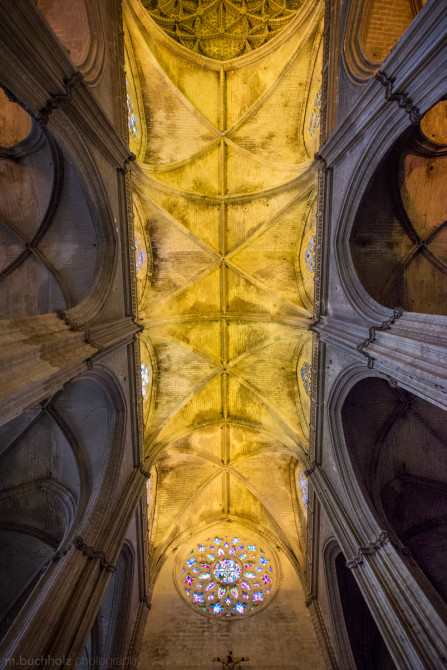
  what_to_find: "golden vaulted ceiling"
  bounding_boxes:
[124,0,323,594]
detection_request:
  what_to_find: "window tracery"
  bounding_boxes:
[179,536,276,618]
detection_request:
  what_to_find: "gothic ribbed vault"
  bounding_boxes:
[124,0,323,603]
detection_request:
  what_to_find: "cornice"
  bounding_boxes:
[2,71,84,125]
[345,531,390,569]
[356,308,404,370]
[73,536,116,572]
[374,71,421,125]
[49,536,117,572]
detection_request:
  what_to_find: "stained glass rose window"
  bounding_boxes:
[177,535,278,618]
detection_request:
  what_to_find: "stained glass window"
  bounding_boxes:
[300,361,312,397]
[299,472,308,510]
[141,362,151,398]
[146,476,152,506]
[180,536,275,618]
[126,79,137,139]
[308,89,321,138]
[304,236,315,273]
[135,238,145,275]
[213,559,242,584]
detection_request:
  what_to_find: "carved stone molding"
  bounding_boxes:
[137,462,151,479]
[305,593,316,608]
[86,318,142,351]
[0,314,98,428]
[375,70,422,125]
[313,154,328,323]
[305,463,317,478]
[73,536,116,573]
[51,545,72,564]
[346,531,389,569]
[142,596,151,610]
[4,72,84,126]
[357,307,404,368]
[387,376,399,389]
[306,592,339,670]
[55,309,78,331]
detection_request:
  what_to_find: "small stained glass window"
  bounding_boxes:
[146,476,152,506]
[299,472,308,510]
[126,79,137,139]
[180,536,275,618]
[141,362,151,398]
[308,88,321,138]
[300,361,312,397]
[135,238,145,275]
[304,236,315,273]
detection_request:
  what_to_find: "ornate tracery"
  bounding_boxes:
[142,0,303,59]
[177,535,278,618]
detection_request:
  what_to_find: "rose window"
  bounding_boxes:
[179,535,277,618]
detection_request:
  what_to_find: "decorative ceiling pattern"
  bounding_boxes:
[141,0,304,60]
[125,0,322,588]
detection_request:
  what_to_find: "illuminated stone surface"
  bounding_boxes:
[141,0,303,60]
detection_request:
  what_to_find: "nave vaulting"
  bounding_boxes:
[125,0,323,659]
[0,1,446,668]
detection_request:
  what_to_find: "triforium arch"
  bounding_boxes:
[323,539,397,669]
[333,91,447,321]
[0,92,119,327]
[77,541,135,669]
[340,374,447,618]
[321,362,447,667]
[0,113,97,319]
[0,366,127,646]
[351,98,447,317]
